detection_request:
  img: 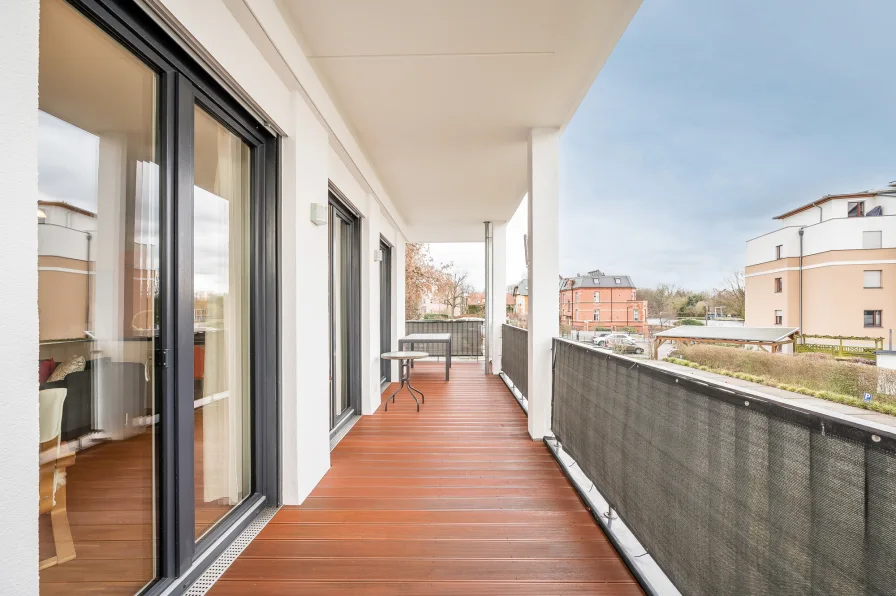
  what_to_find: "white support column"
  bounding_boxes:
[360,196,383,415]
[280,94,331,504]
[393,237,406,381]
[489,222,508,374]
[0,2,39,594]
[526,128,560,440]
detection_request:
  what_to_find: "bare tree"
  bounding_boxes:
[404,243,442,320]
[435,268,473,318]
[642,283,679,328]
[712,271,746,319]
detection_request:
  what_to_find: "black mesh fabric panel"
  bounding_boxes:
[404,320,483,356]
[551,339,896,596]
[501,324,528,399]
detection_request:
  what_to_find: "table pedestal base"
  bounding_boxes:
[385,359,425,412]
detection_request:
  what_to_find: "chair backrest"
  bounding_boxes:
[39,388,68,444]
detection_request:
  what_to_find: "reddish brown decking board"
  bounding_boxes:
[209,361,641,595]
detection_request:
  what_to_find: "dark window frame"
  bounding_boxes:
[848,201,865,217]
[775,245,783,260]
[774,277,783,293]
[63,1,280,592]
[379,237,393,385]
[775,311,783,325]
[865,310,883,328]
[328,190,361,433]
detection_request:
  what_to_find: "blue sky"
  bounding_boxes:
[557,0,896,290]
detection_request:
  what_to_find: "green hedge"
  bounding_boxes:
[670,344,893,411]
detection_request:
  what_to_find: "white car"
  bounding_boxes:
[593,332,629,348]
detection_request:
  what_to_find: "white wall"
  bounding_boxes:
[280,94,331,504]
[37,225,91,261]
[801,215,896,256]
[746,226,801,265]
[0,0,39,594]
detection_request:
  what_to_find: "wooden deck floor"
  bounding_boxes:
[209,362,641,595]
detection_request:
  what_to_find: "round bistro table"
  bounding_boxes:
[381,351,429,412]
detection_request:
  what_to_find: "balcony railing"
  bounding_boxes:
[551,338,896,596]
[501,323,528,400]
[405,318,484,356]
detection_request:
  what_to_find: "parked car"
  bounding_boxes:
[590,331,611,345]
[613,337,645,355]
[593,332,628,348]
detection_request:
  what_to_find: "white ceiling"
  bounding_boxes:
[280,0,640,240]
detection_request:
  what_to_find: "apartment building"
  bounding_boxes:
[745,182,896,337]
[510,278,529,316]
[560,270,648,335]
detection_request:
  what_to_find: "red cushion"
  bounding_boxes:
[39,359,56,385]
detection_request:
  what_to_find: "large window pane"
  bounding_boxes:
[330,206,356,428]
[193,106,252,539]
[38,0,158,592]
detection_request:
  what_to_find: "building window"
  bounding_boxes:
[774,277,782,293]
[863,230,882,249]
[593,311,600,321]
[775,310,783,325]
[631,290,636,300]
[864,270,882,288]
[775,245,782,260]
[848,201,865,217]
[614,277,622,284]
[633,309,640,321]
[575,309,579,321]
[593,292,599,302]
[865,310,883,327]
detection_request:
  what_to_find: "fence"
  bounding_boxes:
[501,324,528,399]
[551,338,896,596]
[796,335,883,360]
[405,319,484,357]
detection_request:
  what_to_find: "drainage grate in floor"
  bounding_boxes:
[185,506,279,595]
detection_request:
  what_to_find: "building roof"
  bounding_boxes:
[561,270,636,289]
[773,182,896,220]
[655,326,800,344]
[512,279,528,296]
[38,200,96,218]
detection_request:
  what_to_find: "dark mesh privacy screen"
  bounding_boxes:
[551,339,896,596]
[501,324,528,398]
[405,320,483,356]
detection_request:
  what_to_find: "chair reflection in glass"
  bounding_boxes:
[39,388,77,569]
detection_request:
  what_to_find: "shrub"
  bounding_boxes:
[679,318,705,325]
[677,344,879,400]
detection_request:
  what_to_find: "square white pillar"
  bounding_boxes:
[489,222,508,373]
[527,129,560,440]
[280,94,331,504]
[0,1,39,593]
[393,237,407,381]
[361,197,383,415]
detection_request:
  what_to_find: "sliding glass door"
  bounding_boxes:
[37,1,160,592]
[329,195,360,431]
[192,106,252,538]
[36,1,279,594]
[380,239,393,385]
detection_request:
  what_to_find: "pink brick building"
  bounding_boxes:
[560,270,648,336]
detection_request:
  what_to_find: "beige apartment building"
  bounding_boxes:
[745,182,896,338]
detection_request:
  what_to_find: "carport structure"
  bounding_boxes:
[654,326,801,355]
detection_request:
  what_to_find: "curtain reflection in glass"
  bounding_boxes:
[192,106,251,539]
